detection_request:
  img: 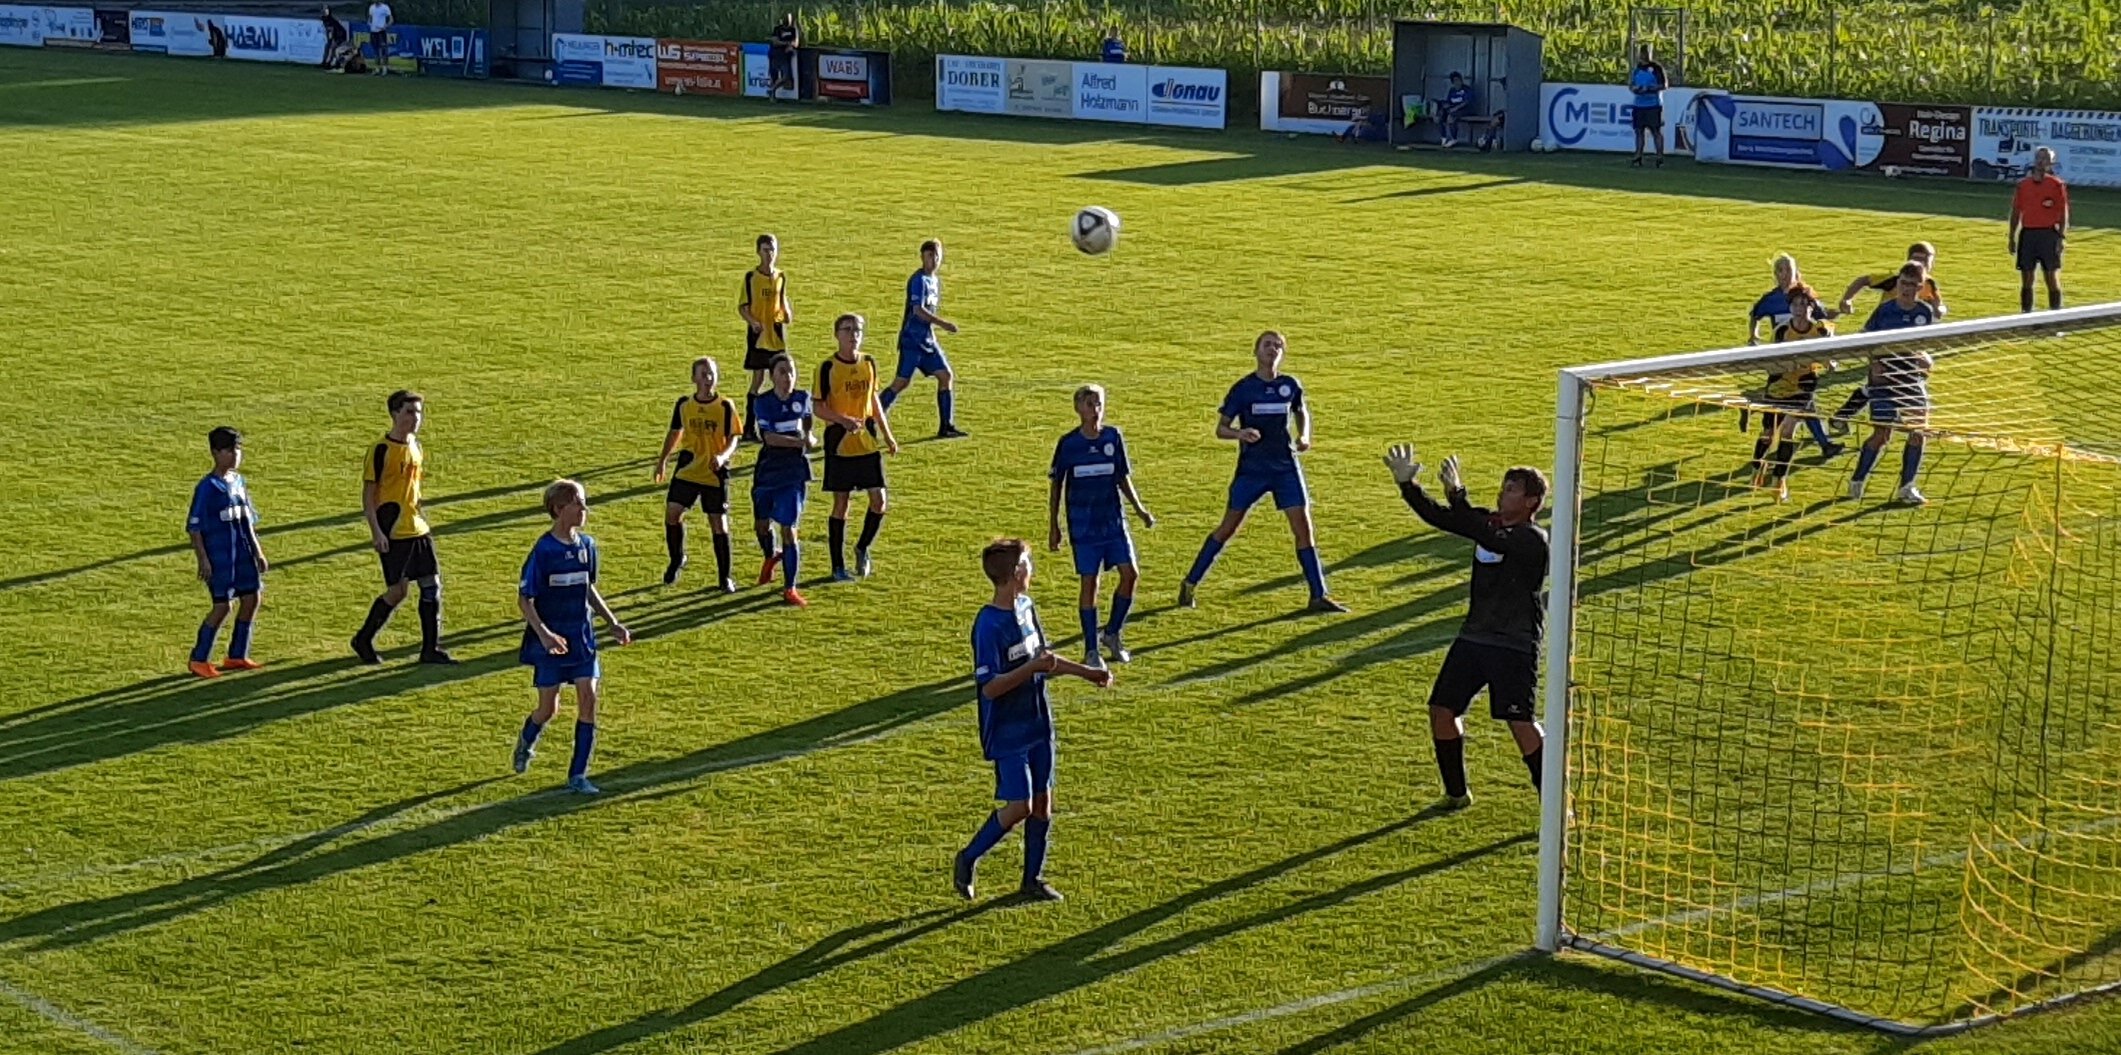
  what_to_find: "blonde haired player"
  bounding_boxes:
[511,479,632,795]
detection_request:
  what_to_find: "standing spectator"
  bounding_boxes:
[1629,44,1669,168]
[768,13,800,100]
[2009,146,2069,312]
[365,0,392,75]
[320,7,351,71]
[1100,27,1126,63]
[1434,71,1473,148]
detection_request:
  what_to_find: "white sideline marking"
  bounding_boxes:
[0,978,159,1054]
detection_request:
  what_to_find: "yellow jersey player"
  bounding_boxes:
[739,233,793,441]
[655,357,744,592]
[816,313,899,580]
[352,390,453,665]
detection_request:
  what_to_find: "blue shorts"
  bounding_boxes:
[1228,468,1308,512]
[1071,534,1135,578]
[530,653,600,688]
[751,483,806,527]
[207,559,261,603]
[895,334,949,379]
[1870,388,1930,426]
[992,739,1056,802]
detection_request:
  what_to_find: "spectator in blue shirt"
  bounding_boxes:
[1100,28,1126,63]
[1435,72,1474,147]
[1630,45,1670,167]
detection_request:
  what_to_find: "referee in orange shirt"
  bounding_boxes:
[2008,146,2070,313]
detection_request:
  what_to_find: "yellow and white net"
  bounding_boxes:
[1558,308,2121,1032]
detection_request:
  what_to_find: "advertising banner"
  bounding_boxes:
[219,14,325,63]
[40,6,96,46]
[805,46,888,104]
[1261,71,1390,135]
[1870,103,1972,178]
[91,6,126,48]
[1539,82,1704,153]
[412,24,486,78]
[1972,108,2121,187]
[739,41,796,99]
[553,32,656,89]
[127,9,208,54]
[1145,65,1226,129]
[350,20,419,73]
[1690,94,1970,176]
[936,54,1004,114]
[0,5,43,46]
[657,38,740,94]
[1004,58,1072,118]
[1072,61,1147,123]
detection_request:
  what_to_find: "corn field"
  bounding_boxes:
[393,0,2121,110]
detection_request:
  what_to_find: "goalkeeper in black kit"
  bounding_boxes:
[1384,444,1550,810]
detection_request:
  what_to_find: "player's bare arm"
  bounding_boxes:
[1119,476,1154,528]
[652,426,683,483]
[1217,412,1260,444]
[587,585,632,646]
[1048,477,1065,551]
[362,479,389,553]
[518,595,566,655]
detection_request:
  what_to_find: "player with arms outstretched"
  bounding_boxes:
[654,357,744,592]
[1384,446,1550,809]
[750,353,816,607]
[512,480,632,795]
[880,239,966,438]
[1047,384,1155,669]
[352,390,453,665]
[817,313,900,580]
[739,233,793,441]
[953,537,1113,903]
[185,427,269,678]
[1178,331,1346,613]
[1847,263,1937,505]
[1831,243,1944,433]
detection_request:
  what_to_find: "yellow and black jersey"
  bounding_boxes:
[1867,269,1942,308]
[1773,318,1833,343]
[669,393,743,485]
[1765,355,1830,401]
[816,354,881,457]
[740,269,789,352]
[364,434,429,540]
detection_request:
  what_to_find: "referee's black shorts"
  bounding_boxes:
[2016,227,2064,273]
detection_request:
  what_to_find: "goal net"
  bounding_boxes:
[1535,303,2121,1034]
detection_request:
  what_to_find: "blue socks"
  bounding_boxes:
[1023,817,1052,882]
[518,716,546,752]
[879,386,899,412]
[1804,416,1835,449]
[1852,444,1882,482]
[569,721,596,781]
[938,388,955,428]
[1186,535,1225,585]
[962,811,1008,863]
[1900,441,1925,486]
[228,619,254,661]
[1106,593,1133,636]
[782,541,800,589]
[1297,546,1327,598]
[1079,607,1099,650]
[190,621,220,664]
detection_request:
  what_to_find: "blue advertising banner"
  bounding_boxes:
[350,21,486,77]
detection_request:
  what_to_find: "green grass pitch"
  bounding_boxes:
[2,46,2119,1055]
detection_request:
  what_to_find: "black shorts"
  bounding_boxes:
[1428,638,1538,722]
[370,29,389,49]
[1631,104,1663,131]
[769,46,795,80]
[378,533,439,585]
[744,328,786,372]
[2017,227,2063,273]
[822,450,885,493]
[666,476,729,514]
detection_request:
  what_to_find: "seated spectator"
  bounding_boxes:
[1435,72,1473,147]
[1101,27,1126,63]
[1335,105,1384,144]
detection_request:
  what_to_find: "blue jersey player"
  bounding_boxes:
[512,480,633,795]
[185,426,269,678]
[880,238,966,438]
[750,353,817,607]
[1848,263,1937,506]
[1048,384,1156,669]
[954,538,1112,903]
[1179,331,1348,613]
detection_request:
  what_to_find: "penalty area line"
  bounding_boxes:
[0,976,159,1055]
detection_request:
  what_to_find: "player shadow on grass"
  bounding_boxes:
[759,822,1535,1055]
[0,575,784,783]
[0,666,971,952]
[0,458,654,594]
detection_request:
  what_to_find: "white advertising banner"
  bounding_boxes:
[553,33,656,89]
[128,10,212,55]
[1972,108,2121,187]
[935,54,1004,114]
[1539,82,1704,154]
[218,15,325,63]
[38,5,95,45]
[1145,64,1227,129]
[1072,62,1146,123]
[0,5,42,46]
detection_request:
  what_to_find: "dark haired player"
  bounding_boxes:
[750,353,816,607]
[1178,331,1346,613]
[817,313,899,580]
[1384,445,1550,810]
[953,537,1112,903]
[512,479,632,795]
[185,426,268,678]
[1847,263,1937,506]
[2009,146,2069,313]
[1830,242,1944,434]
[352,390,453,665]
[1048,384,1155,668]
[881,239,966,439]
[739,233,793,441]
[654,357,743,592]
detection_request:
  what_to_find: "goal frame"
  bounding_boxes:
[1532,301,2121,1035]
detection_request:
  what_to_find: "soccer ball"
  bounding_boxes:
[1882,164,1904,179]
[1072,206,1120,256]
[1530,138,1545,153]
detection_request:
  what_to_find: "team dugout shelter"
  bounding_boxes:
[1391,21,1542,151]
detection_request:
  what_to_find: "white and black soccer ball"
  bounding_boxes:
[1529,137,1545,153]
[1072,206,1120,256]
[1882,164,1904,179]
